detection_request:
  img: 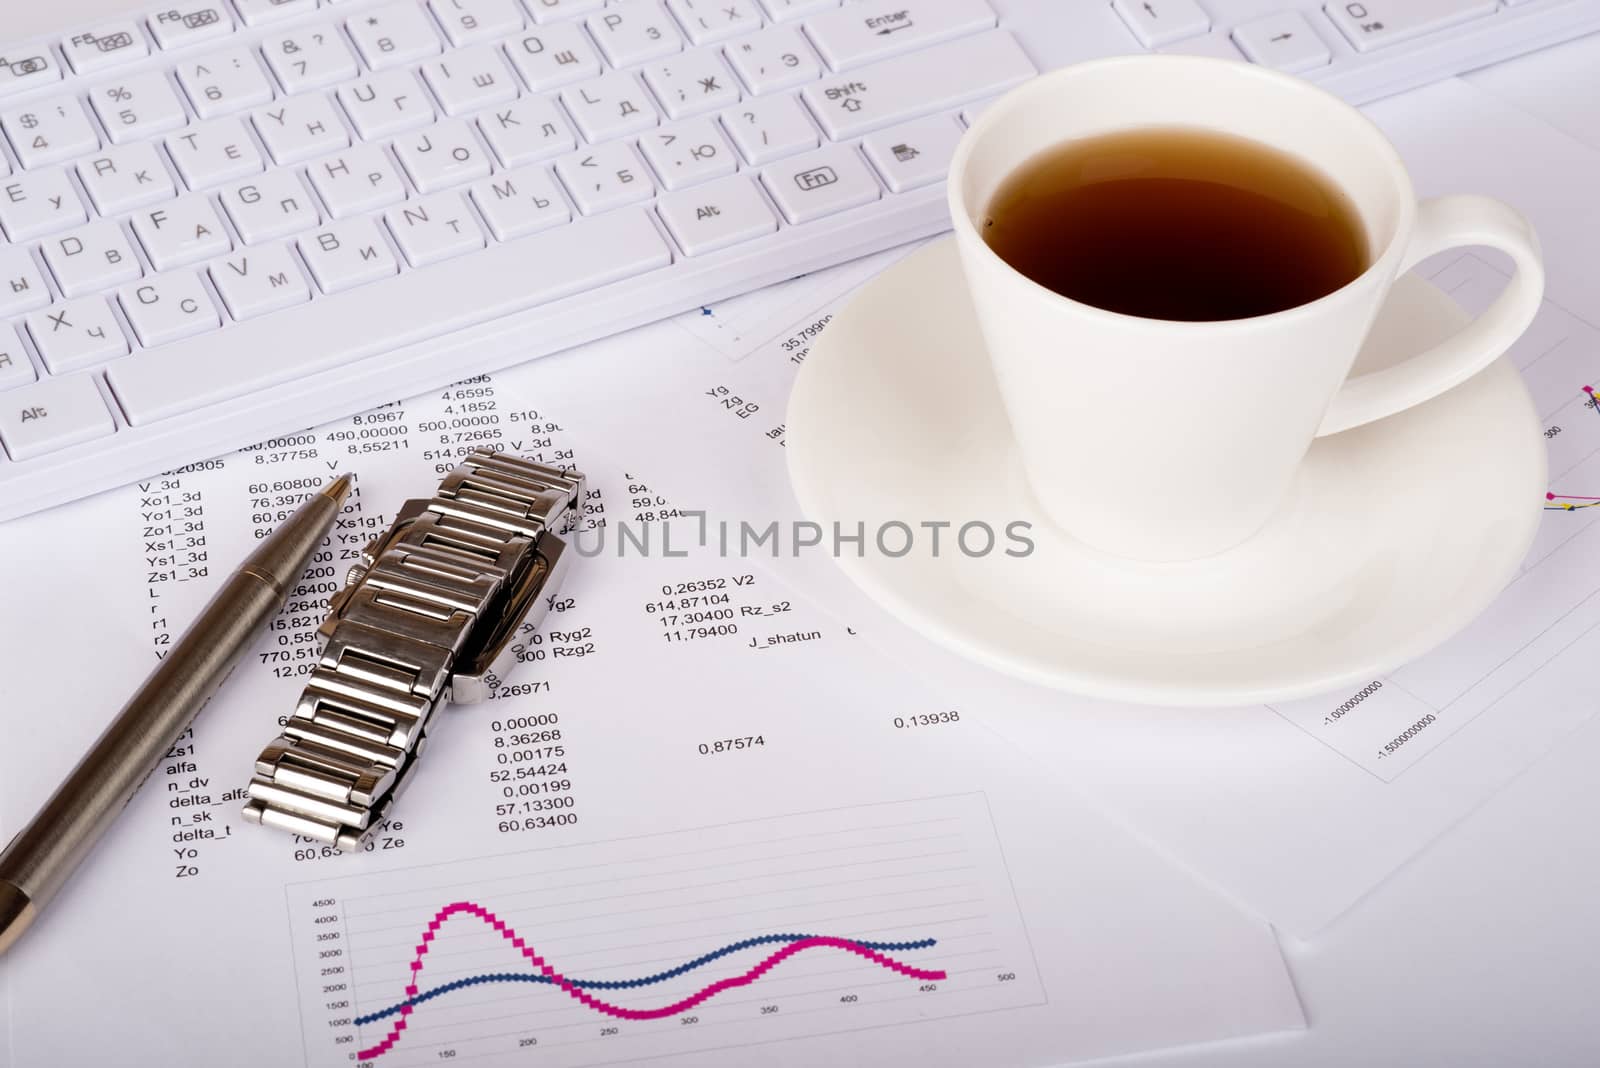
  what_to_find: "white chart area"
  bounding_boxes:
[288,795,1042,1067]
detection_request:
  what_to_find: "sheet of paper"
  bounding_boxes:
[1465,34,1600,157]
[0,370,1302,1066]
[492,78,1600,935]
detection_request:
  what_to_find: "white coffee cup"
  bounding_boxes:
[948,56,1544,562]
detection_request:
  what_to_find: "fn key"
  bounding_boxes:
[0,374,115,460]
[761,144,881,225]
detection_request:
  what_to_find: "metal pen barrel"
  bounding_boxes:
[0,475,349,955]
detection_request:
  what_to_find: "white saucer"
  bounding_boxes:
[786,240,1546,706]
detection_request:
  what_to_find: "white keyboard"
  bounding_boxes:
[0,0,1595,518]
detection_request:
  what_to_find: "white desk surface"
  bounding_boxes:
[13,2,1600,1065]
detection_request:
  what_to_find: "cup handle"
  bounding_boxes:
[1315,194,1544,437]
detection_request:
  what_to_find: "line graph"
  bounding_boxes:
[1545,389,1600,511]
[355,902,949,1060]
[355,931,940,1024]
[285,794,1043,1067]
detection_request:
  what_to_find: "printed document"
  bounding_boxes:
[0,371,1302,1066]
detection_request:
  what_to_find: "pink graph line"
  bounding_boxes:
[356,901,948,1060]
[1547,493,1600,501]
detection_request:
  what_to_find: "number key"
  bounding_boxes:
[346,3,444,70]
[428,0,527,45]
[177,46,275,118]
[261,25,359,93]
[2,97,100,169]
[89,72,188,144]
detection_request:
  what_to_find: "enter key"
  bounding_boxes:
[803,0,996,69]
[801,31,1035,140]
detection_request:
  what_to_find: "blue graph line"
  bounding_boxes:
[354,934,937,1026]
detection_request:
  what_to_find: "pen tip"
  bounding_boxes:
[322,473,354,506]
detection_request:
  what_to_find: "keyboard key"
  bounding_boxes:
[338,70,437,139]
[1159,31,1246,61]
[234,0,319,25]
[262,24,359,93]
[725,26,822,94]
[132,194,233,269]
[802,31,1034,140]
[1324,0,1496,52]
[0,53,63,99]
[643,49,742,120]
[346,3,444,69]
[26,296,131,373]
[760,142,879,223]
[0,373,114,460]
[148,4,236,50]
[253,94,351,164]
[666,0,764,45]
[0,325,36,391]
[395,119,494,193]
[108,209,671,424]
[1233,13,1332,72]
[504,24,601,92]
[477,95,576,166]
[1110,0,1209,46]
[41,220,143,298]
[209,242,312,320]
[0,246,51,317]
[0,168,88,241]
[759,0,836,20]
[385,191,487,267]
[429,0,526,45]
[861,113,961,192]
[177,46,275,118]
[78,142,174,212]
[306,144,406,218]
[3,97,101,169]
[469,166,571,239]
[721,93,818,164]
[639,116,738,190]
[524,0,606,23]
[561,73,660,142]
[89,72,188,144]
[586,1,684,68]
[656,174,776,255]
[221,169,322,240]
[63,23,150,74]
[168,117,264,189]
[117,271,221,346]
[298,217,400,293]
[422,44,520,116]
[805,0,996,70]
[556,143,656,214]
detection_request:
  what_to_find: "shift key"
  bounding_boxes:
[802,31,1034,140]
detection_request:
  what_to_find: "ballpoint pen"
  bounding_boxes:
[0,474,352,956]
